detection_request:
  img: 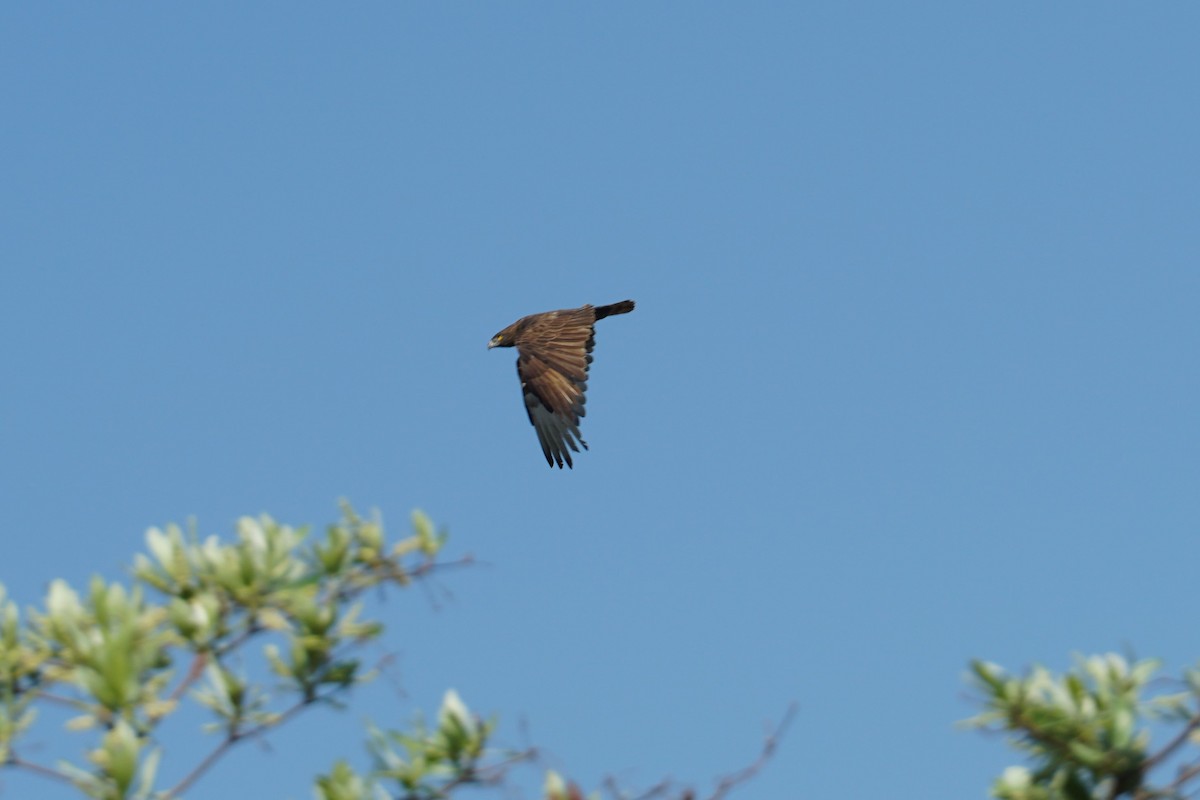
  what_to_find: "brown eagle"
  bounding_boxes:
[488,300,635,468]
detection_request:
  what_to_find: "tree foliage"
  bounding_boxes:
[0,503,784,800]
[12,502,1200,799]
[967,653,1200,800]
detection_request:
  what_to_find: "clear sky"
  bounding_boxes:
[2,4,1199,799]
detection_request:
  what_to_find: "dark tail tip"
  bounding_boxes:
[595,299,635,320]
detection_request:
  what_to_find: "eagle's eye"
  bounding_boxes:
[494,335,503,342]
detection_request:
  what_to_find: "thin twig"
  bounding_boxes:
[8,755,77,786]
[621,777,674,800]
[1144,707,1200,772]
[435,747,539,796]
[1171,762,1200,797]
[706,703,798,800]
[30,690,91,711]
[610,703,798,800]
[212,618,266,661]
[160,688,338,799]
[167,651,210,703]
[162,732,237,800]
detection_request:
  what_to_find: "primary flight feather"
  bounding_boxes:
[488,300,635,468]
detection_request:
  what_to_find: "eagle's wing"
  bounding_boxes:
[515,309,596,468]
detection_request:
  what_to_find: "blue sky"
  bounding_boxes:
[2,4,1199,798]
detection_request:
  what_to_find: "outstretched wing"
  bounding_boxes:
[515,308,596,468]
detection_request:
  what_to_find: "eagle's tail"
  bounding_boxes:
[594,300,635,320]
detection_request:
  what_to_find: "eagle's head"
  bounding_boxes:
[488,321,523,349]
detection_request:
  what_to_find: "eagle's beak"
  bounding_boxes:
[487,340,496,349]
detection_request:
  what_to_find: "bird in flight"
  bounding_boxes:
[489,300,635,468]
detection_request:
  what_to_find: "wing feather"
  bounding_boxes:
[514,307,597,468]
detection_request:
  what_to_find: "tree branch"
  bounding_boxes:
[7,755,77,786]
[706,703,798,800]
[31,689,92,712]
[1143,707,1200,772]
[433,747,539,797]
[1168,760,1200,797]
[608,703,798,800]
[160,688,339,799]
[167,651,210,704]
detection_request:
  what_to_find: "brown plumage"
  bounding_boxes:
[488,300,635,468]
